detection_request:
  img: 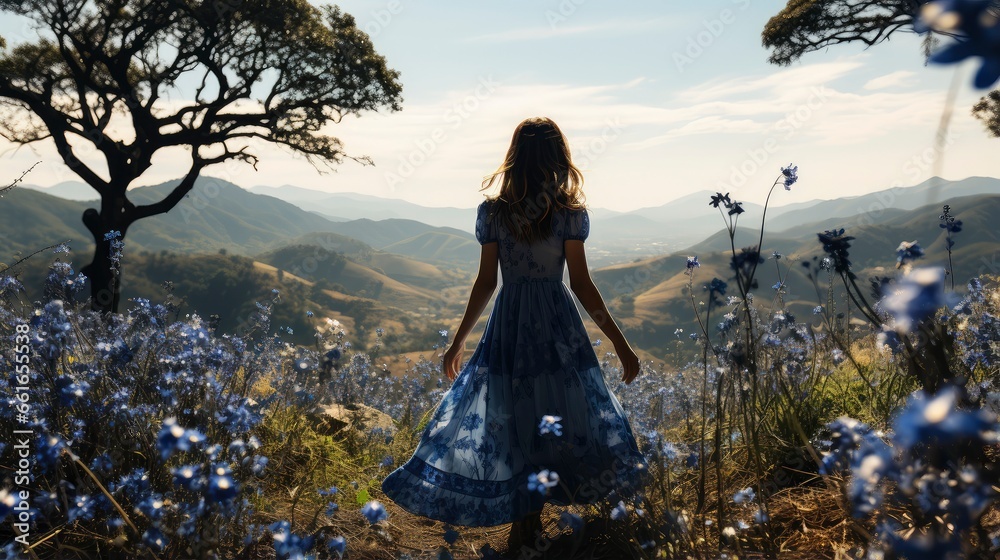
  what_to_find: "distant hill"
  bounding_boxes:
[382,231,481,268]
[591,193,1000,358]
[21,180,98,201]
[764,176,999,232]
[248,186,475,231]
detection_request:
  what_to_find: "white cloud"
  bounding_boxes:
[863,70,919,90]
[463,17,678,43]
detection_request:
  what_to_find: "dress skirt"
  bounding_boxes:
[381,278,648,527]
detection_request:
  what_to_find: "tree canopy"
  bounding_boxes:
[762,0,931,66]
[763,0,1000,139]
[0,0,402,311]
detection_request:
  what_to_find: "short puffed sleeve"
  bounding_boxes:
[475,200,498,244]
[563,208,590,242]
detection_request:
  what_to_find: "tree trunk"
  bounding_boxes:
[80,192,129,314]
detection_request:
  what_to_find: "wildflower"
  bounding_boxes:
[326,502,339,516]
[772,250,782,260]
[0,490,15,522]
[361,500,388,524]
[772,281,783,291]
[686,255,700,269]
[610,500,628,520]
[207,468,238,502]
[940,205,963,234]
[710,192,732,208]
[733,487,756,504]
[443,527,460,544]
[327,536,346,556]
[686,452,699,468]
[380,455,394,468]
[662,442,679,461]
[781,164,798,189]
[892,386,999,449]
[143,526,167,552]
[728,201,745,216]
[882,267,950,332]
[172,465,203,490]
[817,228,855,276]
[270,520,315,558]
[674,328,684,337]
[895,240,925,268]
[753,509,769,524]
[538,415,563,436]
[527,470,560,494]
[918,0,1000,88]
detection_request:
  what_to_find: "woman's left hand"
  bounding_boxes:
[442,343,465,381]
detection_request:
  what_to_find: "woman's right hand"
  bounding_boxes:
[616,343,640,384]
[443,343,465,381]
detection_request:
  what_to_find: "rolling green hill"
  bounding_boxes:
[381,230,481,268]
[591,193,1000,359]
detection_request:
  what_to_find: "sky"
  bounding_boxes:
[1,1,999,212]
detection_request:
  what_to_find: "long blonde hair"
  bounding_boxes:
[481,117,585,242]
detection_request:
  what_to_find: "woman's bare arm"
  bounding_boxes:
[565,239,640,384]
[443,242,499,380]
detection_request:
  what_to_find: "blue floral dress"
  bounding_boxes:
[381,200,648,527]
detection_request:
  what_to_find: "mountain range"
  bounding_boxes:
[8,175,998,360]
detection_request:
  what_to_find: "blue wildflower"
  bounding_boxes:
[610,500,628,520]
[143,526,167,552]
[686,255,700,269]
[538,415,563,436]
[892,386,999,449]
[328,535,346,556]
[0,490,15,523]
[207,466,238,503]
[781,164,798,189]
[882,267,951,332]
[527,470,560,494]
[918,0,1000,88]
[361,500,388,524]
[326,502,339,516]
[733,487,756,504]
[895,240,925,268]
[443,526,460,544]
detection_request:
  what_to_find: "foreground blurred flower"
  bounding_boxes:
[538,415,563,436]
[895,240,925,268]
[157,418,205,460]
[610,500,628,520]
[918,0,1000,88]
[686,255,700,269]
[882,267,951,332]
[892,386,999,449]
[361,500,388,524]
[527,470,560,494]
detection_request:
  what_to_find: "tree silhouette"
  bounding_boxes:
[0,0,402,312]
[762,0,1000,136]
